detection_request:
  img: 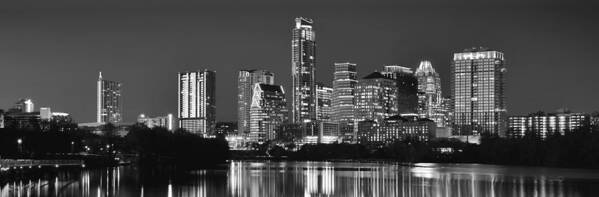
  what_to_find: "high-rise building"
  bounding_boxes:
[451,47,507,136]
[291,17,317,124]
[355,72,398,123]
[14,98,35,113]
[238,69,275,135]
[381,65,418,114]
[249,84,288,143]
[415,60,446,127]
[315,83,333,121]
[331,62,358,135]
[97,72,122,124]
[137,113,177,131]
[508,112,590,139]
[178,70,216,136]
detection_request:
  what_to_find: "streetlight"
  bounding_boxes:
[17,138,23,154]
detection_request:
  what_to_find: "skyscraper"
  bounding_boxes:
[238,69,275,135]
[414,60,446,127]
[355,72,398,123]
[331,62,357,121]
[249,83,288,142]
[291,17,316,124]
[178,70,216,136]
[315,83,333,121]
[97,72,122,124]
[381,65,418,114]
[451,47,507,136]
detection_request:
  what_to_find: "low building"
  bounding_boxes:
[137,113,177,131]
[358,115,436,146]
[508,111,590,139]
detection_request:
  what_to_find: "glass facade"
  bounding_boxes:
[381,66,418,114]
[355,72,398,123]
[249,84,288,143]
[331,62,357,128]
[97,72,122,124]
[316,83,333,121]
[291,17,317,124]
[178,70,216,136]
[415,60,447,127]
[451,48,506,136]
[237,70,275,135]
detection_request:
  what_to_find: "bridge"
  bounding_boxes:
[0,159,84,171]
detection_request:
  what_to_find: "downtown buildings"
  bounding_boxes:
[381,65,419,115]
[451,47,507,136]
[354,72,398,123]
[507,111,590,139]
[331,62,358,136]
[291,17,317,125]
[248,84,288,142]
[97,72,123,124]
[237,70,275,135]
[415,60,448,127]
[137,113,177,131]
[178,70,216,136]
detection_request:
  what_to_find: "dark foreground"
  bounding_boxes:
[2,161,599,197]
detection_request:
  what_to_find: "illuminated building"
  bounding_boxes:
[355,72,398,123]
[316,83,333,121]
[331,62,358,137]
[237,69,275,135]
[291,17,317,124]
[249,84,288,142]
[508,111,590,139]
[14,98,35,113]
[381,65,418,114]
[137,113,177,131]
[97,72,122,124]
[358,115,436,145]
[451,47,507,136]
[415,60,447,127]
[178,70,216,136]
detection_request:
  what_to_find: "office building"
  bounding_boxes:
[97,72,123,124]
[291,17,317,124]
[381,65,418,114]
[316,83,333,121]
[249,84,288,142]
[358,115,436,145]
[137,113,177,131]
[508,112,590,139]
[415,60,447,127]
[238,69,275,135]
[14,98,35,113]
[331,62,358,136]
[178,70,216,136]
[451,47,507,136]
[355,72,398,123]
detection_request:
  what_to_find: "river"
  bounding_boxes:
[2,161,599,196]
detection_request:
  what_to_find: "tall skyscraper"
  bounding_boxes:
[331,62,357,122]
[381,65,418,114]
[238,69,275,135]
[291,17,316,124]
[178,70,216,136]
[355,72,398,123]
[414,60,446,127]
[315,83,333,121]
[249,84,288,142]
[97,72,122,124]
[451,47,507,136]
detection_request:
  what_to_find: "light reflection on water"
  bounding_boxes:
[2,161,599,197]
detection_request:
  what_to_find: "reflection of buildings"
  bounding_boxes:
[451,47,507,136]
[508,111,590,139]
[237,69,275,135]
[248,84,288,142]
[358,115,436,145]
[137,113,177,131]
[97,72,123,124]
[178,70,216,136]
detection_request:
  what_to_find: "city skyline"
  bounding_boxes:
[2,1,599,122]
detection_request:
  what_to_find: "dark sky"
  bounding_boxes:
[1,0,598,123]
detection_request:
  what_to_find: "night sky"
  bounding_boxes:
[1,0,598,123]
